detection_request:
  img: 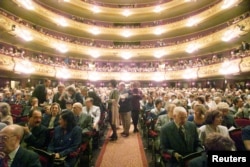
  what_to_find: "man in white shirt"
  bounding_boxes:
[82,98,101,131]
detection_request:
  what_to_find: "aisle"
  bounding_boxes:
[95,126,148,167]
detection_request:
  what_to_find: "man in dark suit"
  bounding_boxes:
[0,124,41,167]
[32,78,51,106]
[20,109,48,149]
[52,83,66,110]
[160,107,204,167]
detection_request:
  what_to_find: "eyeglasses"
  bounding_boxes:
[0,135,16,142]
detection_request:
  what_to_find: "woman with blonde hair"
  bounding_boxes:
[188,104,206,127]
[0,102,13,125]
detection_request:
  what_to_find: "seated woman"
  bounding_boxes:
[48,110,82,167]
[42,103,61,128]
[0,102,13,125]
[188,104,206,128]
[198,110,229,145]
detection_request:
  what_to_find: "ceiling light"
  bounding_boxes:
[15,59,35,74]
[56,67,70,79]
[88,50,100,58]
[92,6,101,13]
[88,72,99,81]
[54,43,68,53]
[154,27,165,35]
[122,9,132,17]
[153,6,163,13]
[55,18,68,27]
[16,29,33,41]
[122,30,132,38]
[154,50,166,58]
[219,61,239,75]
[152,73,165,82]
[221,29,240,42]
[121,52,132,59]
[221,0,238,9]
[90,27,101,35]
[186,44,199,53]
[186,18,200,27]
[16,0,35,10]
[183,69,197,79]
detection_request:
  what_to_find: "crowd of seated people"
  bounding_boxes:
[35,0,221,28]
[0,9,249,49]
[1,79,250,166]
[0,41,249,73]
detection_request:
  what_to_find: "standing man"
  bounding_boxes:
[52,83,66,110]
[130,82,142,133]
[160,107,203,167]
[0,124,41,167]
[118,82,132,137]
[32,78,51,106]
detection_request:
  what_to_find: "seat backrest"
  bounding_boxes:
[235,119,250,128]
[10,104,23,115]
[229,128,245,151]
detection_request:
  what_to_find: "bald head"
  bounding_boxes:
[1,124,24,140]
[0,125,24,154]
[173,107,187,126]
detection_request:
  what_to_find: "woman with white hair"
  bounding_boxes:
[0,102,13,125]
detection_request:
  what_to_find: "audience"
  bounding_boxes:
[0,102,13,125]
[42,103,61,128]
[48,110,82,167]
[160,107,204,167]
[0,124,42,167]
[20,109,48,149]
[198,110,229,145]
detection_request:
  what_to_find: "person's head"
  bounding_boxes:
[15,91,22,100]
[196,96,205,104]
[155,99,163,109]
[28,109,42,128]
[0,102,11,116]
[44,78,51,88]
[85,98,93,108]
[67,86,76,96]
[204,110,223,126]
[50,103,61,116]
[59,110,76,131]
[44,105,51,115]
[57,84,65,94]
[72,102,83,116]
[166,103,176,118]
[242,125,250,151]
[214,96,222,105]
[80,86,88,97]
[194,104,206,118]
[30,97,38,106]
[109,79,117,88]
[173,107,187,126]
[118,82,125,91]
[0,124,24,154]
[204,133,235,151]
[217,102,230,116]
[233,97,244,108]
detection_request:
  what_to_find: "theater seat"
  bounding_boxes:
[235,119,250,128]
[229,128,245,151]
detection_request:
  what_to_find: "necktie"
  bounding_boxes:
[75,115,79,123]
[3,155,10,167]
[179,126,186,143]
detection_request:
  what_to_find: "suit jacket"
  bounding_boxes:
[41,114,60,128]
[160,121,203,159]
[77,112,93,142]
[32,84,47,105]
[222,114,237,129]
[19,122,48,149]
[0,147,41,167]
[48,126,82,157]
[155,114,172,132]
[52,92,66,110]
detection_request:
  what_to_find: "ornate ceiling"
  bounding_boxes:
[0,0,249,61]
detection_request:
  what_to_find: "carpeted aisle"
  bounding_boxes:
[95,126,148,167]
